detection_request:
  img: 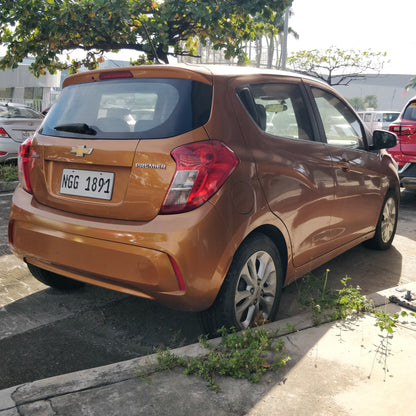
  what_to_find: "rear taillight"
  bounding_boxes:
[18,137,36,194]
[389,124,416,137]
[160,140,239,214]
[0,128,10,138]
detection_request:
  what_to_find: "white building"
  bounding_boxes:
[0,60,61,112]
[335,74,416,112]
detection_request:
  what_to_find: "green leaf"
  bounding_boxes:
[0,0,293,75]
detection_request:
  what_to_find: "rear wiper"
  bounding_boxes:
[54,123,97,136]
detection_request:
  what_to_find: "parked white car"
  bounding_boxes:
[0,103,44,163]
[357,110,400,132]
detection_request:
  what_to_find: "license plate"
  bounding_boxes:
[60,169,114,200]
[21,130,35,140]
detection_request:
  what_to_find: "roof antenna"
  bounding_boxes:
[140,19,163,65]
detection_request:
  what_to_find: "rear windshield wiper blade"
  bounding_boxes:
[54,123,97,135]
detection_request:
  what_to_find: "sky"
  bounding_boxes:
[287,0,416,75]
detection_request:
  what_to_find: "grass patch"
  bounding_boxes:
[297,270,415,331]
[296,270,370,325]
[0,162,18,182]
[148,271,415,392]
[156,326,290,392]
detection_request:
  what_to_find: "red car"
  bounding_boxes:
[388,97,416,189]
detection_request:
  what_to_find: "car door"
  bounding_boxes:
[237,80,337,268]
[309,85,385,247]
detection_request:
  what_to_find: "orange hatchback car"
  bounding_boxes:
[8,65,399,333]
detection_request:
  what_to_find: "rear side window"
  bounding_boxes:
[382,112,399,123]
[239,83,313,141]
[403,101,416,121]
[40,78,212,139]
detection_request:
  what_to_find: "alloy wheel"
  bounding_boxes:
[234,250,277,329]
[380,196,397,244]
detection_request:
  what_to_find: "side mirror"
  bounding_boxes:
[372,130,397,149]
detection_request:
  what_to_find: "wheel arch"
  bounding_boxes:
[241,224,289,285]
[390,184,400,206]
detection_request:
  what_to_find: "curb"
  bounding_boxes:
[0,181,18,193]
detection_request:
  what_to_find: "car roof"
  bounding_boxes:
[359,110,400,113]
[62,63,329,89]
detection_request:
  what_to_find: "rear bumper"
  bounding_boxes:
[398,163,416,189]
[8,187,230,311]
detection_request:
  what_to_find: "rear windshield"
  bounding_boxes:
[403,101,416,121]
[0,105,43,119]
[40,78,212,139]
[375,112,399,123]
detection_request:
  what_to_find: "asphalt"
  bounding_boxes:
[0,182,17,194]
[1,283,415,416]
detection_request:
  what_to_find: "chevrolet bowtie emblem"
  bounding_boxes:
[70,145,93,157]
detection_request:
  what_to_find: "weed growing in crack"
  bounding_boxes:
[285,323,296,333]
[297,270,371,325]
[154,326,290,392]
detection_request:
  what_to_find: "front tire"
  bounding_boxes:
[28,264,85,291]
[364,192,398,250]
[200,233,283,335]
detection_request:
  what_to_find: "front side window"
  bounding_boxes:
[312,88,365,149]
[41,78,212,139]
[240,83,313,141]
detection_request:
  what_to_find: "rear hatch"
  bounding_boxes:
[29,67,213,221]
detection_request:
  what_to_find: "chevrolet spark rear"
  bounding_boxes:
[9,65,399,334]
[9,66,241,311]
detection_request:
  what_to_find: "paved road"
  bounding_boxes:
[0,193,12,256]
[1,189,416,389]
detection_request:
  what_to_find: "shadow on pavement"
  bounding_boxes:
[0,281,202,390]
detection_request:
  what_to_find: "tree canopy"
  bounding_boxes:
[348,95,378,111]
[287,46,388,86]
[0,0,292,76]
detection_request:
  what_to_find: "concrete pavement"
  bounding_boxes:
[1,283,415,416]
[0,182,17,194]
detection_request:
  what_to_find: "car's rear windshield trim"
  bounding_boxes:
[40,78,213,140]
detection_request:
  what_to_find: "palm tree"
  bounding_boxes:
[252,8,298,69]
[406,76,416,90]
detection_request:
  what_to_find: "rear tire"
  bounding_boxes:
[363,191,398,250]
[28,264,85,291]
[200,233,283,336]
